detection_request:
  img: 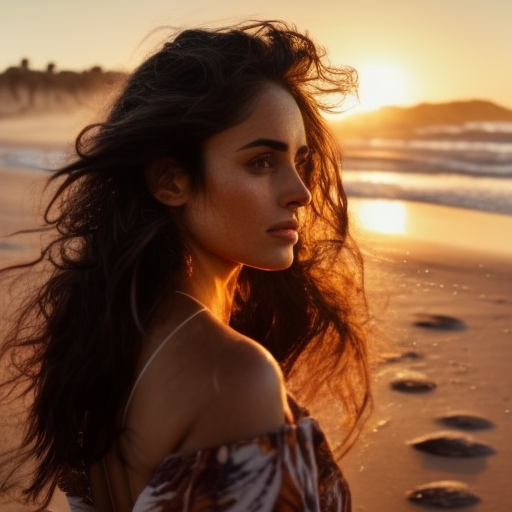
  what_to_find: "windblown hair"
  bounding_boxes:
[0,20,370,508]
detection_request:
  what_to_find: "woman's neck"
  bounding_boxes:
[175,262,241,324]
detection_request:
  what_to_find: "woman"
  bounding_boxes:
[0,21,370,512]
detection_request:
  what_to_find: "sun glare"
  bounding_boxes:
[351,200,408,235]
[357,63,408,111]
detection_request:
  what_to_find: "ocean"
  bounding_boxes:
[1,120,512,216]
[342,121,512,215]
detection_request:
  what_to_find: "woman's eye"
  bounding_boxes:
[249,155,275,171]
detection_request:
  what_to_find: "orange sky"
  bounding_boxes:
[1,0,511,111]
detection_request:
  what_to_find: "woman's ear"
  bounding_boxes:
[145,159,190,206]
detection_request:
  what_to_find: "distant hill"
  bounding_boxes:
[332,100,512,139]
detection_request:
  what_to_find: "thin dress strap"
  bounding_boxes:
[121,306,206,426]
[103,293,207,512]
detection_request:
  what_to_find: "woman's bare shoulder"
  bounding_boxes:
[121,310,289,480]
[175,312,290,450]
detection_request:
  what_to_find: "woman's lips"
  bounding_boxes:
[267,220,299,242]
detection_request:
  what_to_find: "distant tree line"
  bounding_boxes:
[0,59,127,115]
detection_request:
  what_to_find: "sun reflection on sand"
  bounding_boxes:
[349,198,512,258]
[350,199,407,235]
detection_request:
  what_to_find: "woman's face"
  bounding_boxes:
[181,83,311,274]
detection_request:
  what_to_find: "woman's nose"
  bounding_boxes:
[280,167,312,208]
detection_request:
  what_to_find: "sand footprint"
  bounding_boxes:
[436,412,494,431]
[390,370,437,392]
[407,480,480,508]
[394,313,493,506]
[413,313,467,331]
[407,431,494,457]
[405,415,495,507]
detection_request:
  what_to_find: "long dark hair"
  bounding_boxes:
[0,20,370,508]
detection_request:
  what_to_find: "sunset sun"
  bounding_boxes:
[357,62,408,111]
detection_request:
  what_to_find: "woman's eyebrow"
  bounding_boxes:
[236,138,288,152]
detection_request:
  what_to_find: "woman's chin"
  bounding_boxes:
[246,255,295,272]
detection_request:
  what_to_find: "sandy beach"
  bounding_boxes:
[0,115,511,511]
[344,201,512,511]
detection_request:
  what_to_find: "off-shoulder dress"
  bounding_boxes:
[60,305,351,512]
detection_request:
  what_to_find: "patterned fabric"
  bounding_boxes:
[62,398,351,512]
